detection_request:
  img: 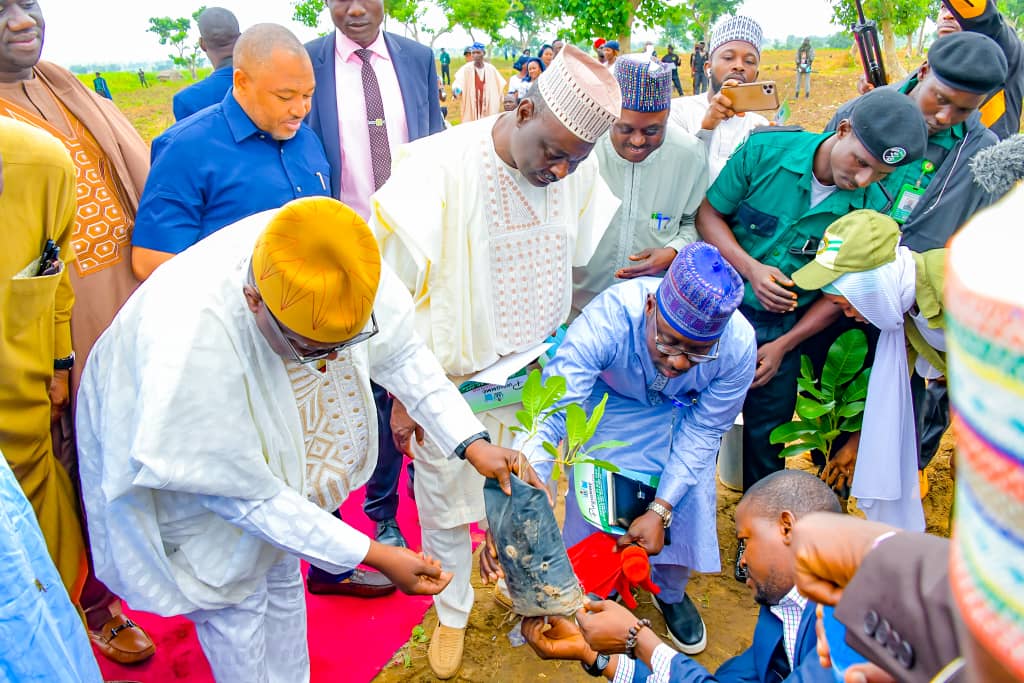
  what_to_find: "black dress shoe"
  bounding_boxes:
[307,568,396,597]
[375,518,408,548]
[655,594,707,654]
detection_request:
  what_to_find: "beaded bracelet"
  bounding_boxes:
[625,618,652,658]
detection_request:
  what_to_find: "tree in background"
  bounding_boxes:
[506,0,559,52]
[147,7,206,80]
[998,0,1024,36]
[830,0,933,79]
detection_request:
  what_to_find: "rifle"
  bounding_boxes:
[852,0,887,88]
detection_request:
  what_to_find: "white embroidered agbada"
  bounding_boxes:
[76,209,483,618]
[369,112,618,630]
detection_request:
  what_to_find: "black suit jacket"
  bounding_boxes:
[836,533,963,683]
[304,31,445,198]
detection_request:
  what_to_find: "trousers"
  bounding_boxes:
[190,554,309,683]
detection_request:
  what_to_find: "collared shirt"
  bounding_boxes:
[172,63,234,121]
[131,90,331,254]
[611,644,678,683]
[334,28,409,220]
[769,586,809,668]
[706,128,891,310]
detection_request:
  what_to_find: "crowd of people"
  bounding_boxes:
[1,0,1023,682]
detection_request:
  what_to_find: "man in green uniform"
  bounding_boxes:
[696,87,929,490]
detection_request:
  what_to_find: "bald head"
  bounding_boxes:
[738,470,842,521]
[233,23,309,75]
[232,24,315,140]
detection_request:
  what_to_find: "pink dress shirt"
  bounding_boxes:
[334,29,409,219]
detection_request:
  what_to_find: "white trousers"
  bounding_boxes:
[189,554,309,683]
[414,404,520,628]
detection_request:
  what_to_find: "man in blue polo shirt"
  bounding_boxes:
[172,7,241,121]
[131,23,331,280]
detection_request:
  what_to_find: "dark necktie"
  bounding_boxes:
[355,48,391,191]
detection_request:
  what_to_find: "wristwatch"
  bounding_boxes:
[581,652,611,677]
[647,501,673,528]
[53,351,75,371]
[453,431,491,460]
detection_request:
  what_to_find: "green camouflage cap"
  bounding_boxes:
[792,210,900,291]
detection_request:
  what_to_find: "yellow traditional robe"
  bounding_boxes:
[0,117,86,601]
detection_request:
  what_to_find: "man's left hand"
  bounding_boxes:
[616,248,678,279]
[617,510,666,555]
[463,442,550,500]
[49,369,70,423]
[752,338,789,388]
[576,599,638,654]
[522,616,594,662]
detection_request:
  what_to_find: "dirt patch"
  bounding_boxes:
[375,432,956,682]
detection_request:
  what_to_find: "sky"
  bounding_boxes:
[38,0,844,67]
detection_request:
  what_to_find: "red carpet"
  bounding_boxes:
[95,467,480,682]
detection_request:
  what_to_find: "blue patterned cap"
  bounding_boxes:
[709,15,763,57]
[614,55,672,112]
[471,42,486,52]
[657,243,743,342]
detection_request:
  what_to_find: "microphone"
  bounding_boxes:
[970,133,1024,198]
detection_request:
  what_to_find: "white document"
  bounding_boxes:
[467,343,552,386]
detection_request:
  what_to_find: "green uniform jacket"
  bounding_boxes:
[705,127,892,310]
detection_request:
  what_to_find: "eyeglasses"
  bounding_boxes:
[247,269,379,364]
[651,309,720,363]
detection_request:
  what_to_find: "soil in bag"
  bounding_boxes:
[484,475,583,617]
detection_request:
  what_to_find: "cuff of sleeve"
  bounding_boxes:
[665,237,687,253]
[54,321,73,360]
[655,476,687,511]
[611,655,635,683]
[650,644,677,682]
[696,128,714,144]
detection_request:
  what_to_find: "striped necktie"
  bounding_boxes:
[355,48,391,190]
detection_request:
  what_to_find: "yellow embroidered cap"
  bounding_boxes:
[791,209,900,292]
[251,197,381,343]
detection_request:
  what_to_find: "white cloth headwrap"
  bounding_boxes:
[835,246,925,531]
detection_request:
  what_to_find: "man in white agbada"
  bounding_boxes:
[76,197,534,683]
[573,53,709,313]
[370,44,621,679]
[452,41,506,122]
[669,16,770,183]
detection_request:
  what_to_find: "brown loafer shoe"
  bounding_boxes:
[89,614,155,664]
[428,624,465,680]
[306,568,396,597]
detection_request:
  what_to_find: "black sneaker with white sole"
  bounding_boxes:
[654,594,707,654]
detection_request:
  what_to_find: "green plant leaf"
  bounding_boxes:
[778,442,814,459]
[799,354,815,381]
[804,431,829,454]
[795,395,834,420]
[564,403,588,453]
[521,370,566,420]
[839,413,864,432]
[769,420,821,445]
[821,329,868,392]
[841,368,871,404]
[515,408,533,432]
[551,460,561,481]
[837,400,866,418]
[542,441,561,459]
[796,377,826,401]
[585,393,610,443]
[576,458,620,472]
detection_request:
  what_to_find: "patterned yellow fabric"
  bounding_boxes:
[0,98,132,277]
[252,198,381,343]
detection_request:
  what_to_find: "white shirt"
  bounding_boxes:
[333,29,410,220]
[810,173,838,208]
[669,93,770,183]
[769,586,810,667]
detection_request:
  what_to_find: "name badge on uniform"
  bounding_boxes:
[651,212,672,231]
[890,184,925,224]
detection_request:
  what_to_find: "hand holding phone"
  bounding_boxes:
[720,81,780,113]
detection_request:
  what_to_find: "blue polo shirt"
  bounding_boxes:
[172,64,234,121]
[132,90,332,254]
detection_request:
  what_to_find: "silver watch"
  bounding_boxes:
[647,501,673,528]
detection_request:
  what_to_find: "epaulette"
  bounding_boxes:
[749,124,805,135]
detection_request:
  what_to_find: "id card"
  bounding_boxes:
[890,183,924,224]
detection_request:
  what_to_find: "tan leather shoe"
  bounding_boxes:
[89,614,155,664]
[427,624,465,680]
